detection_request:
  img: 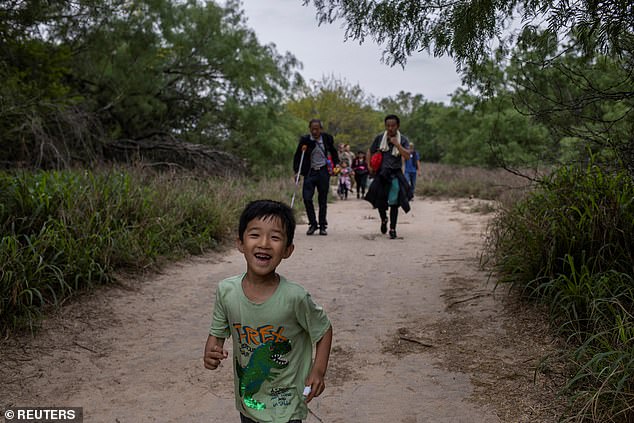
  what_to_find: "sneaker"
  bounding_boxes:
[306,225,318,235]
[380,219,388,234]
[389,229,397,239]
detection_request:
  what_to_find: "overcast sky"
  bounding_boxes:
[234,0,464,104]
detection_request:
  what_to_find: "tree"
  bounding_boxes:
[505,30,634,171]
[303,0,634,174]
[1,0,303,170]
[303,0,632,69]
[287,76,383,152]
[65,0,301,142]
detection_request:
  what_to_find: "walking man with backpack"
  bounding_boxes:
[365,114,413,239]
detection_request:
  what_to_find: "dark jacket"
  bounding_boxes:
[369,133,410,170]
[293,133,339,176]
[365,166,413,213]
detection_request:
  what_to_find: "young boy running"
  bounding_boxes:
[203,200,333,423]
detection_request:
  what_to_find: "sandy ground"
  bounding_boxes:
[1,197,568,422]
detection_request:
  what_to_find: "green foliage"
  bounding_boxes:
[305,0,632,69]
[489,164,633,291]
[0,168,297,333]
[0,0,302,170]
[65,0,301,146]
[486,162,634,421]
[287,76,383,153]
[210,103,305,173]
[376,89,553,167]
[304,1,634,176]
[451,28,634,176]
[443,92,552,167]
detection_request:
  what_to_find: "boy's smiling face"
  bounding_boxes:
[237,216,294,280]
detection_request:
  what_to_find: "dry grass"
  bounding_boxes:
[419,162,539,205]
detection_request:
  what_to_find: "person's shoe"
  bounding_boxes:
[380,219,388,234]
[319,228,328,236]
[306,225,318,235]
[389,229,397,239]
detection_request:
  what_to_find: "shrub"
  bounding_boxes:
[486,163,634,422]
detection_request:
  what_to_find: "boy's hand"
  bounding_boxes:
[303,370,325,403]
[203,344,228,370]
[304,326,332,403]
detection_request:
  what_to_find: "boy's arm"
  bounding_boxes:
[304,325,333,403]
[203,335,228,370]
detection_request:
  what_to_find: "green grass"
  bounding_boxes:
[485,162,634,422]
[0,167,296,333]
[5,161,632,421]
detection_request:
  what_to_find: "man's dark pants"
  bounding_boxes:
[302,166,330,229]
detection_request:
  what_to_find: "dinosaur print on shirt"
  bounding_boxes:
[235,339,292,409]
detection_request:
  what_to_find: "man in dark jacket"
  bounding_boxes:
[293,119,339,235]
[365,114,413,239]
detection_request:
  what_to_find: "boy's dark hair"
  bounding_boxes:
[238,200,296,246]
[384,114,400,126]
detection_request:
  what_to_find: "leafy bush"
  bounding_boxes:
[486,163,634,422]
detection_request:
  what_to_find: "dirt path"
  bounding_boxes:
[1,198,566,422]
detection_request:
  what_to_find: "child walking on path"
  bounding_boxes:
[351,151,369,198]
[203,200,333,423]
[337,161,353,200]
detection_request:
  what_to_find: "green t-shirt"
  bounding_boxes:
[209,274,331,422]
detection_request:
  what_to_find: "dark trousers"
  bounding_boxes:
[379,205,399,230]
[302,166,330,229]
[355,173,368,196]
[240,414,301,423]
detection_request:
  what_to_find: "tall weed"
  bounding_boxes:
[0,167,295,333]
[486,163,634,422]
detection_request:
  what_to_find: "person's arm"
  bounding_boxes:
[203,335,228,370]
[293,138,307,174]
[304,325,333,403]
[390,137,410,160]
[327,135,340,165]
[416,153,422,175]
